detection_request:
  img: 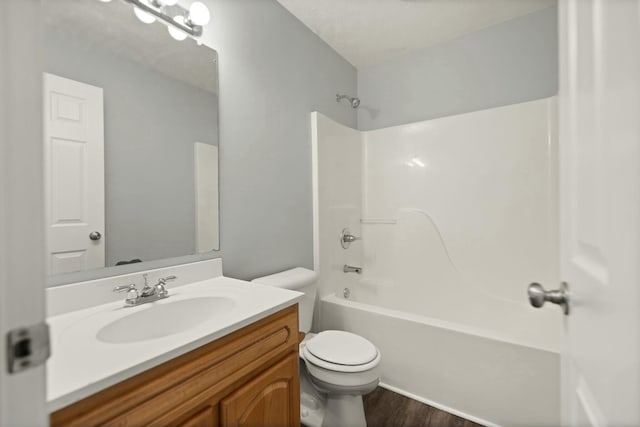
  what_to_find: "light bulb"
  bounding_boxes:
[134,7,156,23]
[168,15,188,41]
[133,0,156,24]
[188,2,210,26]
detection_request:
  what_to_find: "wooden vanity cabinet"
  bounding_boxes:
[178,406,219,427]
[51,305,300,427]
[220,353,298,427]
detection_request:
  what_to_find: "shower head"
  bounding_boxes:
[336,93,361,109]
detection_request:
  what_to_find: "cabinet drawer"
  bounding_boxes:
[51,305,299,427]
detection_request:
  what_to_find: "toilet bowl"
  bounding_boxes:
[302,331,380,393]
[301,331,380,427]
[252,268,381,427]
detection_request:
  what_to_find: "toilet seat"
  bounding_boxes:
[302,331,381,373]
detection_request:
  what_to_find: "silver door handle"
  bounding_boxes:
[89,231,102,241]
[528,282,570,315]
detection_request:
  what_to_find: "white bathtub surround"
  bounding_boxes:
[361,98,559,347]
[46,259,303,412]
[311,112,364,316]
[311,97,561,426]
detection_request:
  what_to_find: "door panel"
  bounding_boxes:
[43,73,105,275]
[220,353,299,427]
[0,1,48,426]
[559,0,640,425]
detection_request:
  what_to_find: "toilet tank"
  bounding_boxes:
[251,267,317,333]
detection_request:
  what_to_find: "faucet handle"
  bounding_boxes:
[340,228,361,249]
[155,276,176,298]
[113,284,139,306]
[158,275,177,285]
[113,284,137,293]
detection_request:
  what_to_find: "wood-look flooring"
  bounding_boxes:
[363,387,484,427]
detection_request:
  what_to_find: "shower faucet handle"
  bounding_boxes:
[340,228,360,249]
[343,234,359,243]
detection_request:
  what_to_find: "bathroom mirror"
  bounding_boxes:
[42,0,219,284]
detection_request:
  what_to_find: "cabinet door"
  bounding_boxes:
[220,353,300,427]
[178,406,218,427]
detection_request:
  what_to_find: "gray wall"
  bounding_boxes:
[357,7,558,130]
[44,28,218,267]
[203,0,357,280]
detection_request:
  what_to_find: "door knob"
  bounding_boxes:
[528,282,570,315]
[89,231,102,241]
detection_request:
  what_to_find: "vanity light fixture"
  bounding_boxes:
[168,15,189,41]
[168,2,210,40]
[123,0,210,39]
[186,2,211,26]
[133,0,157,24]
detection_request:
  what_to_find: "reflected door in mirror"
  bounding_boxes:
[44,73,105,275]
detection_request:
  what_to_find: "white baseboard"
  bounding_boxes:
[378,382,501,427]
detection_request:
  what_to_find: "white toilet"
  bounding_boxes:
[252,268,381,427]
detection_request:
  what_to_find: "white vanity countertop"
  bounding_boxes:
[46,276,302,413]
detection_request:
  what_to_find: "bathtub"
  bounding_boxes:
[317,293,560,427]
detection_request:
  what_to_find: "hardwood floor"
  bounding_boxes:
[363,387,484,427]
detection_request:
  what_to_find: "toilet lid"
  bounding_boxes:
[305,330,378,366]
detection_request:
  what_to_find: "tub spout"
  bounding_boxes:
[343,265,362,274]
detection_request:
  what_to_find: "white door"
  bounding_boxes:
[43,73,105,275]
[0,1,48,426]
[558,0,640,425]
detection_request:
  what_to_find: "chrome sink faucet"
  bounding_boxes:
[140,273,154,297]
[113,274,177,307]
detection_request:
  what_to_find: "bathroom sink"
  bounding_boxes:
[97,297,236,344]
[47,275,304,410]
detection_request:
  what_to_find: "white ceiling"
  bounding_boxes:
[276,0,556,68]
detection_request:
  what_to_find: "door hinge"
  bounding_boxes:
[6,322,50,374]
